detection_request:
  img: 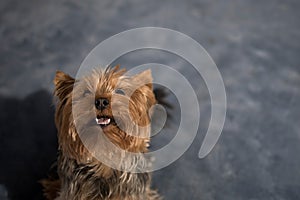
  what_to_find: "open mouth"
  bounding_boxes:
[95,116,113,127]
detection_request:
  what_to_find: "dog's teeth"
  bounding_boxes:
[96,118,111,125]
[104,118,111,125]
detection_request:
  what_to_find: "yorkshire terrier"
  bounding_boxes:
[41,66,161,200]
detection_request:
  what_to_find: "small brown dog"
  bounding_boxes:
[41,66,161,200]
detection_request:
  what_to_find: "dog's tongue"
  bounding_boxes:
[96,117,111,125]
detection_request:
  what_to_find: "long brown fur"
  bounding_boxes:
[41,66,161,200]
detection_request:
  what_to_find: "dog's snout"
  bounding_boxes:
[95,98,110,110]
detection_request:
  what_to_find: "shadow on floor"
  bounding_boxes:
[0,90,57,200]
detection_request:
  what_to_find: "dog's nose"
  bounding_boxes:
[95,98,109,110]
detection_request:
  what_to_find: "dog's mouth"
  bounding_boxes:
[96,116,114,127]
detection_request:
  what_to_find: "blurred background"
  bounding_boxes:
[0,0,300,199]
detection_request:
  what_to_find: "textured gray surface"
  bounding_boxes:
[0,0,300,199]
[0,185,8,200]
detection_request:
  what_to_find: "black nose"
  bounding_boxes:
[95,98,109,110]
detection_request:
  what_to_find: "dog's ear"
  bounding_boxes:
[54,71,75,101]
[133,69,153,90]
[132,70,156,110]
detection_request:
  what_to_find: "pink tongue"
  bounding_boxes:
[97,118,110,125]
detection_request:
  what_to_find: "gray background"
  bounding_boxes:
[0,0,299,199]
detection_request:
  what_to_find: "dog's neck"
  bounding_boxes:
[57,153,150,199]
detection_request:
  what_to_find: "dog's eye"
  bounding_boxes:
[115,88,126,96]
[83,90,92,97]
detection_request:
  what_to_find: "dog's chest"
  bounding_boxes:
[58,156,150,199]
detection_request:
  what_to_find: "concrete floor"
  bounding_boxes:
[0,0,299,199]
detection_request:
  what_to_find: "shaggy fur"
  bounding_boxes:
[41,66,161,200]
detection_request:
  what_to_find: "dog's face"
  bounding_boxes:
[54,67,156,162]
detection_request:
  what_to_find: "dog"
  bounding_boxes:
[41,66,162,200]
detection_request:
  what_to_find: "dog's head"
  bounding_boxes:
[54,66,156,163]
